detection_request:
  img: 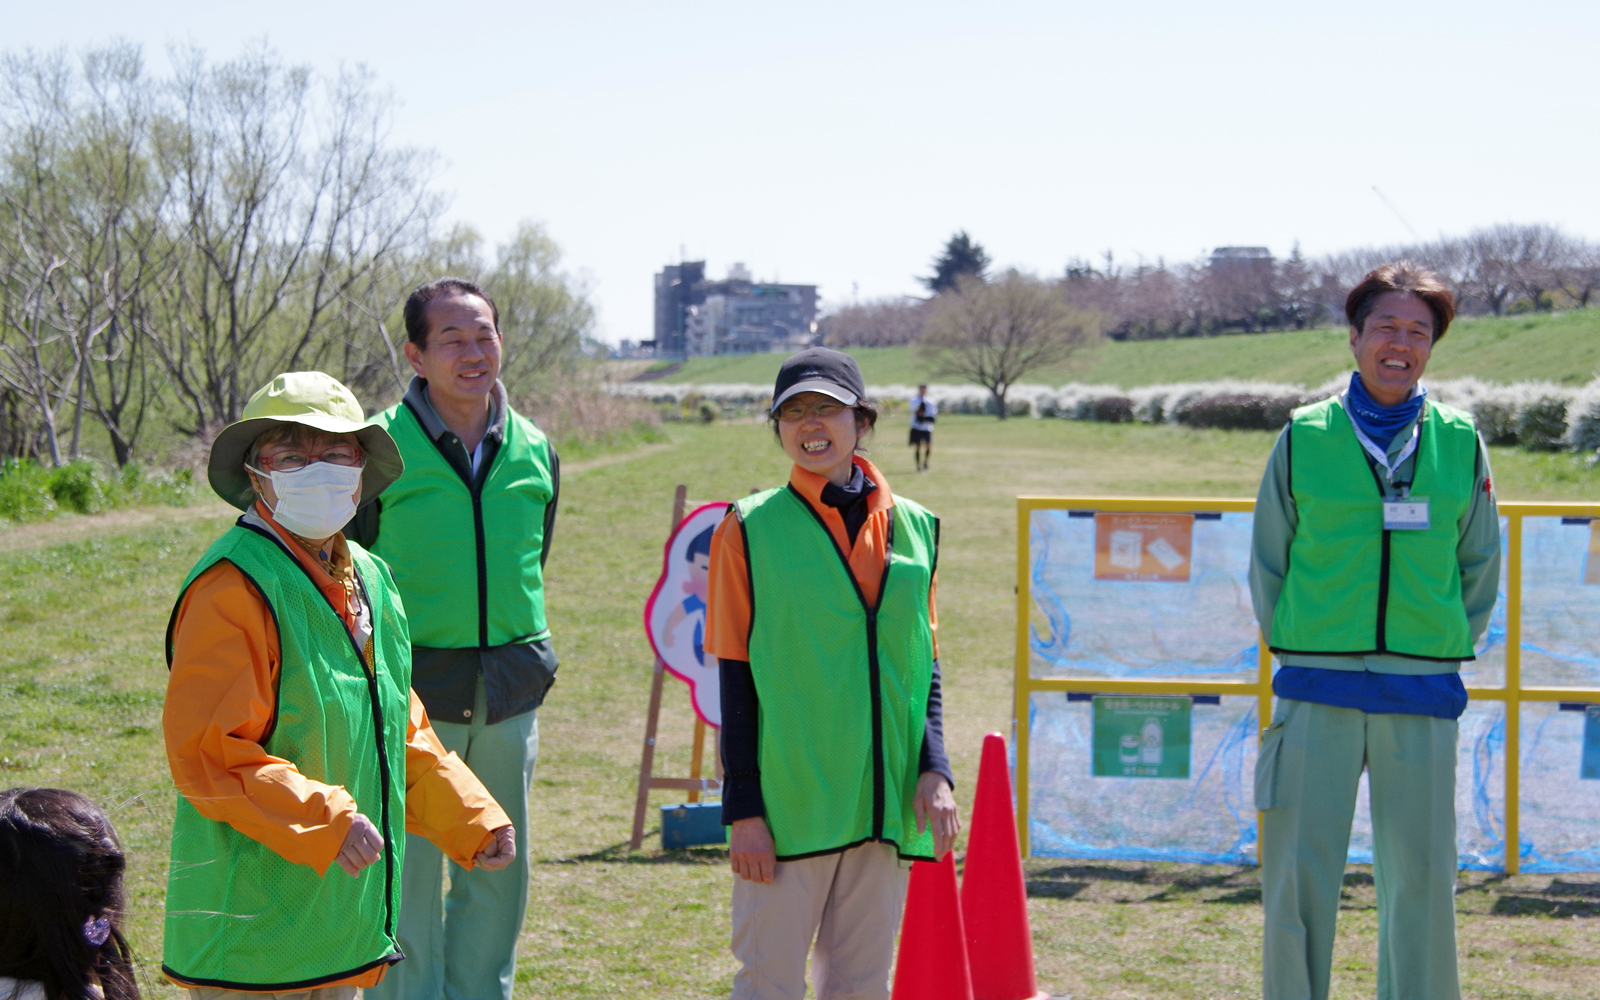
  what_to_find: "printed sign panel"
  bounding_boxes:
[1585,521,1600,585]
[1585,706,1600,780]
[1093,513,1194,583]
[1091,695,1192,779]
[643,503,730,727]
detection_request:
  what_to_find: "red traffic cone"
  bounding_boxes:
[891,852,974,1000]
[961,733,1048,1000]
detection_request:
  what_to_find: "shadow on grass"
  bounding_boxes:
[1026,879,1090,899]
[542,835,729,867]
[1491,895,1600,918]
[1026,862,1265,905]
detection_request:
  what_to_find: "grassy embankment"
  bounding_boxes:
[636,310,1600,388]
[3,416,1598,999]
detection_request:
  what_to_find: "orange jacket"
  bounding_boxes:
[163,504,510,989]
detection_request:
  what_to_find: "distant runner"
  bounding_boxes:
[909,383,936,472]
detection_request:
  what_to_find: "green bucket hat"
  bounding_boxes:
[208,372,404,511]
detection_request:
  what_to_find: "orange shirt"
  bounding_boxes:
[163,503,510,990]
[704,456,938,662]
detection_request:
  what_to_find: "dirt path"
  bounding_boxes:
[561,440,677,474]
[0,501,236,554]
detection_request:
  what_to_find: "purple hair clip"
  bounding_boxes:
[83,915,110,947]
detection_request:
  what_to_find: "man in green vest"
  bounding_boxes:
[163,371,516,997]
[1250,262,1501,1000]
[354,278,559,1000]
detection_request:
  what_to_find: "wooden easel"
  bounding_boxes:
[630,483,724,850]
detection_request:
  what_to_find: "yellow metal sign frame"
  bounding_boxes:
[1014,497,1600,874]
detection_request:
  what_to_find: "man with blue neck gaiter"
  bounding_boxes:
[1249,262,1500,1000]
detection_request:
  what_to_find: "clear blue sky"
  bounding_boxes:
[10,1,1599,344]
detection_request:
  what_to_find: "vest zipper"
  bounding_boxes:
[473,482,489,650]
[865,608,885,840]
[404,398,493,652]
[334,569,400,940]
[785,485,893,844]
[235,523,401,947]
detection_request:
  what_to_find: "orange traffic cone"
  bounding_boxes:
[891,852,974,1000]
[961,733,1049,1000]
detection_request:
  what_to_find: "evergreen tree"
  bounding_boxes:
[922,231,991,294]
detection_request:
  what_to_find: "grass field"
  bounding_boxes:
[635,310,1600,390]
[3,416,1599,999]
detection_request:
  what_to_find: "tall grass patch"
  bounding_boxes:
[0,459,202,529]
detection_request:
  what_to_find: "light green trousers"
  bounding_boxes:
[1257,698,1460,1000]
[368,681,538,1000]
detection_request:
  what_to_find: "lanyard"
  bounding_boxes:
[1345,393,1421,491]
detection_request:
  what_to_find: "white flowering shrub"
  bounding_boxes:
[612,375,1594,451]
[1564,379,1600,452]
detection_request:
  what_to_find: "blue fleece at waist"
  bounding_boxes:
[1273,666,1468,720]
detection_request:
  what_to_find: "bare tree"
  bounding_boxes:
[1559,239,1600,309]
[488,221,595,392]
[823,296,929,347]
[3,43,178,465]
[278,66,441,381]
[0,40,595,464]
[153,43,323,432]
[919,271,1095,419]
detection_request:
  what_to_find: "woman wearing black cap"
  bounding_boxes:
[703,347,958,999]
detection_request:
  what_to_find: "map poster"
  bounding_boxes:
[1091,695,1192,779]
[1093,512,1195,583]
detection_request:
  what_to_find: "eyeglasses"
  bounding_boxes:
[776,401,848,423]
[251,445,364,473]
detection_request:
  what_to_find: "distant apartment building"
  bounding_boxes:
[1208,246,1274,272]
[651,260,818,357]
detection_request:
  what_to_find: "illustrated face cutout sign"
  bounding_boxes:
[644,502,729,727]
[1093,512,1195,583]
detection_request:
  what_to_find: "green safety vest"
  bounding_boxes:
[162,523,410,990]
[371,401,554,650]
[1271,395,1479,661]
[735,486,938,861]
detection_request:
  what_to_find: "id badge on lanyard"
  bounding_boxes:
[1351,403,1428,530]
[1383,495,1430,530]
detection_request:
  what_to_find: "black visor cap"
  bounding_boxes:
[771,347,866,412]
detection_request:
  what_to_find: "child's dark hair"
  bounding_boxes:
[0,788,139,1000]
[685,525,714,562]
[767,399,880,451]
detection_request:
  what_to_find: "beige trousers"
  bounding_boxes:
[187,988,358,1000]
[731,841,910,1000]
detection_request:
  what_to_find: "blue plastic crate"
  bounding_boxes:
[661,801,726,848]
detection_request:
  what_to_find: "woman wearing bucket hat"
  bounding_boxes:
[161,371,517,998]
[704,347,959,1000]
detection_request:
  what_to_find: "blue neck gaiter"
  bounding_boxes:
[1346,371,1425,451]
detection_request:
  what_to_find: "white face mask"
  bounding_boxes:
[248,461,364,539]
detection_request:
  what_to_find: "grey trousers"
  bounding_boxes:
[1257,698,1461,1000]
[368,682,538,1000]
[731,841,910,1000]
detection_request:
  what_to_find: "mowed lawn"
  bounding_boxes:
[3,415,1599,999]
[637,309,1600,390]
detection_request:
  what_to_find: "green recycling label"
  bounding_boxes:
[1091,696,1192,779]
